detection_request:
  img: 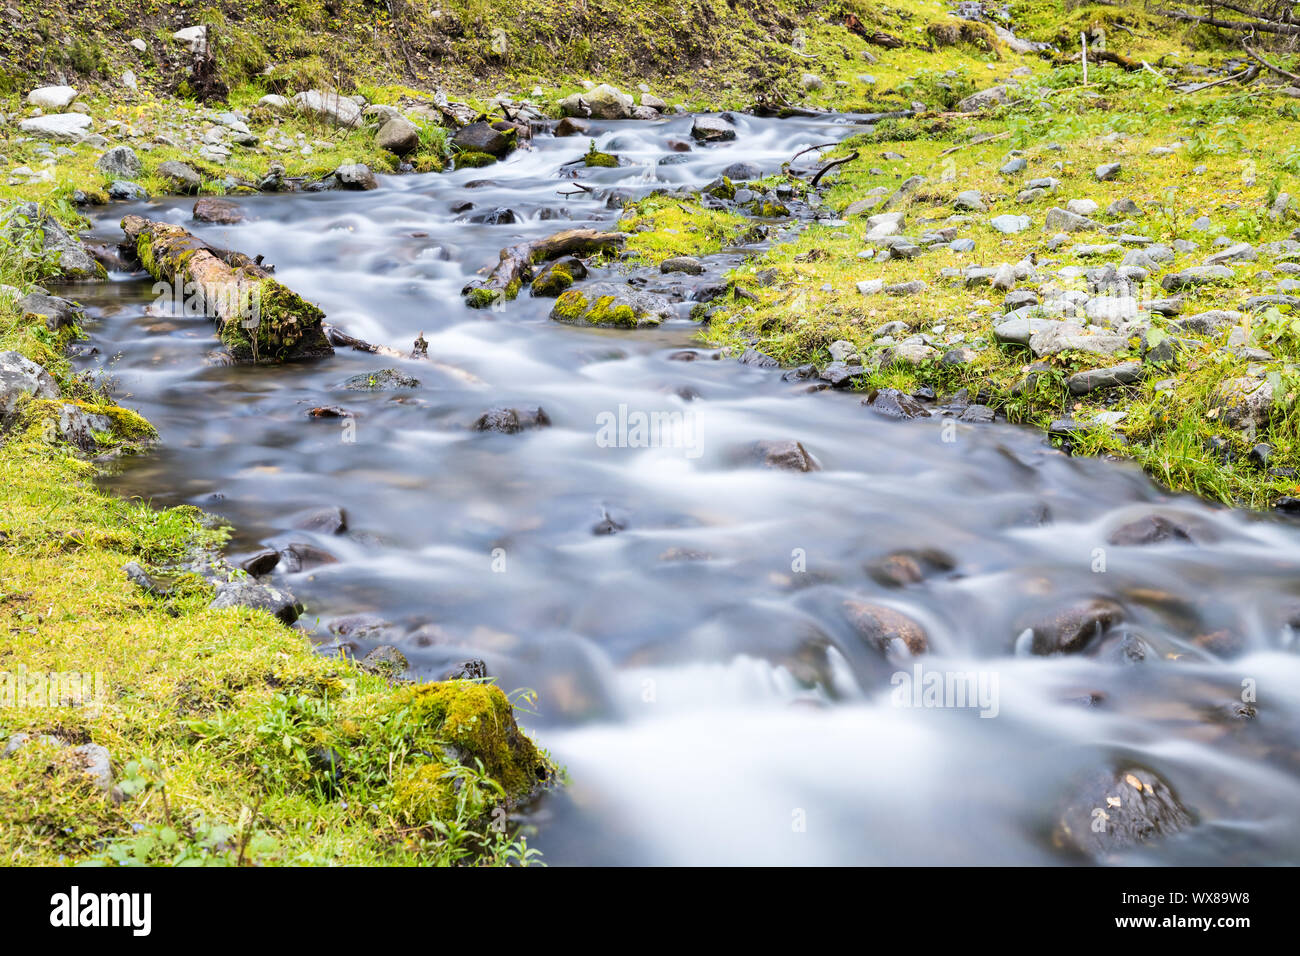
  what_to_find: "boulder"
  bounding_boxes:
[843,600,928,655]
[560,83,633,119]
[18,113,92,142]
[473,406,552,433]
[292,90,363,128]
[452,121,514,157]
[95,145,143,180]
[25,86,78,111]
[0,350,60,423]
[376,117,420,155]
[955,86,1007,112]
[192,198,244,224]
[155,160,203,194]
[1,202,105,279]
[550,282,674,328]
[209,581,303,625]
[691,115,737,143]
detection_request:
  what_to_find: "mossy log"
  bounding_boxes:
[462,228,626,308]
[120,215,333,364]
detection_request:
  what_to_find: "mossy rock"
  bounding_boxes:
[584,149,619,168]
[455,151,499,169]
[550,282,674,329]
[387,681,551,825]
[530,256,587,297]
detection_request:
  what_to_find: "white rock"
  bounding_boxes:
[25,86,78,111]
[122,71,137,91]
[130,38,147,52]
[292,90,363,128]
[173,25,208,54]
[18,113,92,142]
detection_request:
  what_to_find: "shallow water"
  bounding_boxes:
[72,111,1300,865]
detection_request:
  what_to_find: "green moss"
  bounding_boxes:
[584,141,620,167]
[455,151,499,169]
[530,261,579,296]
[465,286,502,309]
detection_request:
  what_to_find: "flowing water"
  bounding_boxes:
[71,112,1300,865]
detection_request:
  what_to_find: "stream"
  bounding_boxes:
[72,111,1300,865]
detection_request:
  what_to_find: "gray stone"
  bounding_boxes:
[1161,265,1233,291]
[95,145,143,180]
[452,121,514,157]
[1029,323,1129,357]
[1044,207,1100,232]
[1095,162,1122,181]
[376,117,420,155]
[156,160,202,194]
[26,86,78,110]
[292,89,363,128]
[16,291,80,331]
[71,743,113,792]
[561,83,634,119]
[691,115,737,143]
[1,203,104,279]
[990,214,1030,234]
[1214,377,1274,430]
[209,580,304,624]
[1067,362,1143,394]
[334,163,377,190]
[0,349,59,422]
[18,113,92,141]
[955,86,1008,112]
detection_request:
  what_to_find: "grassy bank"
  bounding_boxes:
[0,244,553,865]
[609,7,1300,508]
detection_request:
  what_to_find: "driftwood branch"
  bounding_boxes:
[1243,41,1300,82]
[1155,9,1300,34]
[790,142,838,164]
[1174,65,1260,92]
[811,150,859,188]
[461,228,626,307]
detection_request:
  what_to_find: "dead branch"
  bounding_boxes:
[1243,41,1300,82]
[811,150,859,188]
[1155,9,1300,35]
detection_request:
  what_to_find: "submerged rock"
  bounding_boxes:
[337,369,420,390]
[1019,598,1123,655]
[843,600,928,655]
[473,406,552,433]
[1054,766,1193,861]
[750,439,821,472]
[192,198,244,224]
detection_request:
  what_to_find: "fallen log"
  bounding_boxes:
[1154,9,1300,34]
[121,215,333,364]
[461,228,626,308]
[1243,41,1300,83]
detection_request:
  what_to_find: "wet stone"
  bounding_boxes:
[473,406,552,434]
